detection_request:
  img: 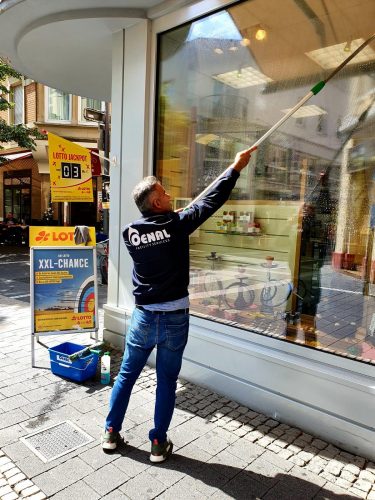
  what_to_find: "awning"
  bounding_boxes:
[0,150,33,163]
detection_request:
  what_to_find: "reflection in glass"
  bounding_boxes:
[155,0,375,364]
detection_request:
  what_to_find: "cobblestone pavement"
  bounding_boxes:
[1,292,375,499]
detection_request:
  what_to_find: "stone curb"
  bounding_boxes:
[0,451,46,500]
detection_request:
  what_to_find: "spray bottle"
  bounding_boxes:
[101,352,111,384]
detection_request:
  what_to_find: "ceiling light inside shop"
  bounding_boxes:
[281,104,327,118]
[255,25,267,41]
[306,39,375,69]
[195,133,220,145]
[213,66,272,89]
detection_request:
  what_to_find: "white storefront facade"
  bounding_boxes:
[1,0,375,459]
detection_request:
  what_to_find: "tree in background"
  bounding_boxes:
[0,58,46,163]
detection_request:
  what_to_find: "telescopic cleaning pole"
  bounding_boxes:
[185,33,375,208]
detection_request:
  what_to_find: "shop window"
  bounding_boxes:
[155,0,375,364]
[46,87,71,122]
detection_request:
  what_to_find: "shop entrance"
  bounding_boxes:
[3,169,31,224]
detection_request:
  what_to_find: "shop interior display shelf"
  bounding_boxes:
[203,230,263,236]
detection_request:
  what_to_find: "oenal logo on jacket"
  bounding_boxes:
[128,227,171,247]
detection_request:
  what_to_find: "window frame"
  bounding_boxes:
[45,86,72,123]
[77,96,105,125]
[9,83,24,125]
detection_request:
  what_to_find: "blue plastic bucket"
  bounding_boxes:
[48,342,99,382]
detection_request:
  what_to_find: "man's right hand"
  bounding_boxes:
[231,146,257,173]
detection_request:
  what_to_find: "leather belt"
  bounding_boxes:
[136,305,189,315]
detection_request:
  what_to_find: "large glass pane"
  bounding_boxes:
[48,87,71,121]
[155,0,375,363]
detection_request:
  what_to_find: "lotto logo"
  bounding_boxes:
[35,231,50,242]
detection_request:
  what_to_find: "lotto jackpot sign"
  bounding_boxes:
[48,133,93,202]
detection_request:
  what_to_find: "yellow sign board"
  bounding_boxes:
[35,310,95,332]
[29,226,96,247]
[48,132,93,202]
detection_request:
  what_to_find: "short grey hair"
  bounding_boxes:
[132,176,160,213]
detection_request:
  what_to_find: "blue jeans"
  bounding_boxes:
[105,307,189,442]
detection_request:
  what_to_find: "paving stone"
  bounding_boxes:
[307,462,324,475]
[16,485,40,497]
[119,470,166,499]
[27,493,47,500]
[320,470,338,484]
[3,468,20,480]
[32,457,94,497]
[113,449,150,479]
[359,469,375,482]
[0,485,13,497]
[353,478,372,493]
[2,492,18,500]
[277,449,293,460]
[207,449,248,478]
[13,479,33,494]
[233,427,248,437]
[0,395,29,412]
[287,444,302,454]
[322,444,340,460]
[146,461,184,488]
[349,487,367,498]
[267,443,282,454]
[0,464,14,474]
[326,459,345,476]
[83,462,129,496]
[335,477,353,490]
[80,445,119,470]
[226,438,264,465]
[194,432,230,456]
[244,430,263,442]
[157,478,208,499]
[366,462,375,474]
[290,455,306,467]
[344,464,361,476]
[8,473,26,486]
[257,436,276,447]
[295,451,315,465]
[315,481,361,499]
[222,470,271,499]
[261,450,294,472]
[341,469,357,483]
[265,465,325,500]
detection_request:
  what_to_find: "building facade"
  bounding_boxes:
[0,0,374,459]
[0,77,103,226]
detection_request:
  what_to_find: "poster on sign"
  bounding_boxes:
[31,247,97,334]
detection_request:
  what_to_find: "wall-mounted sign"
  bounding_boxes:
[48,133,93,202]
